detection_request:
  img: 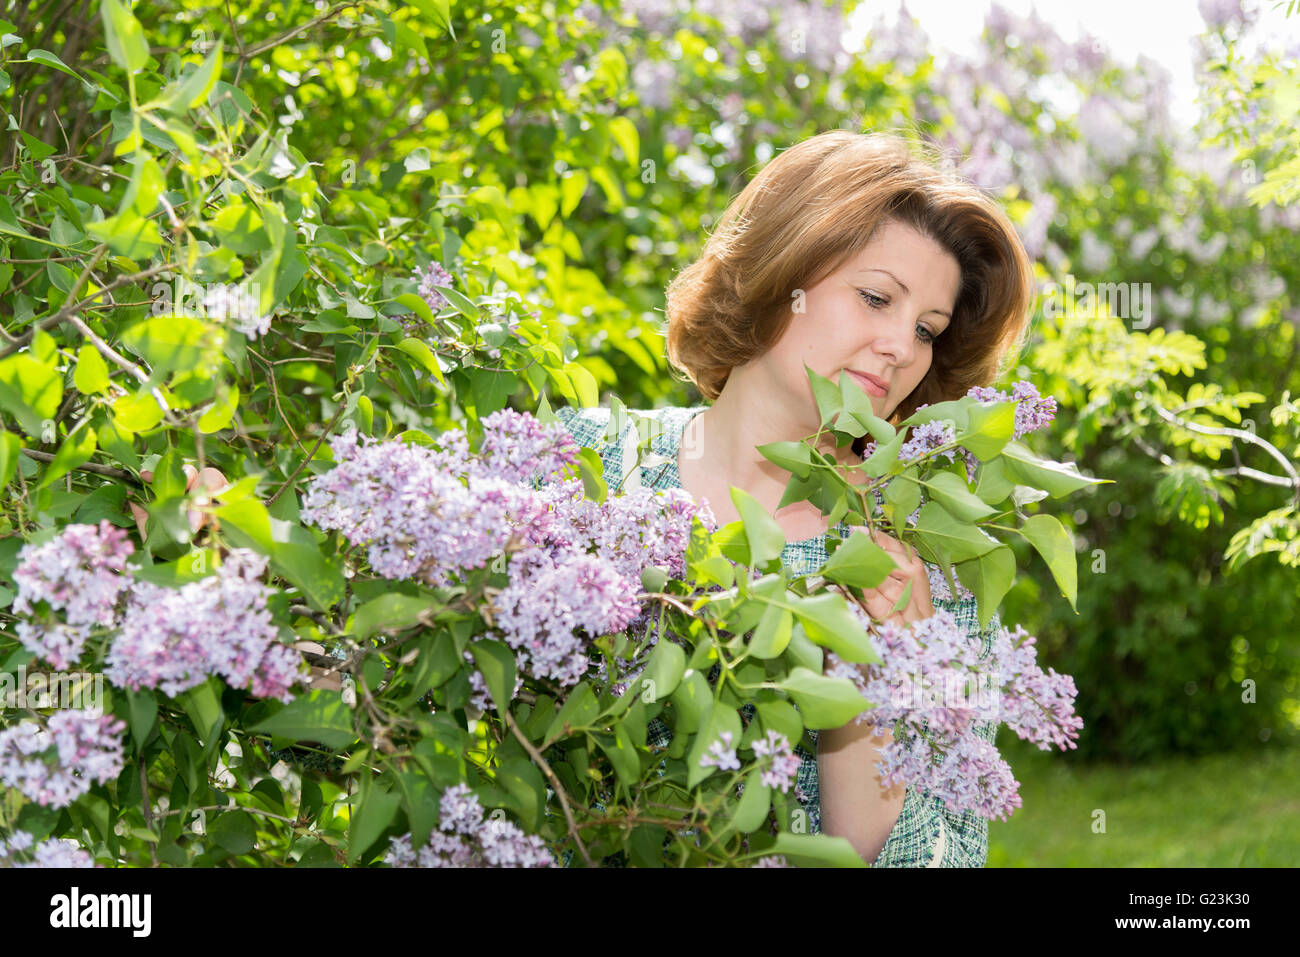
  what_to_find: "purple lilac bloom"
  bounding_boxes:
[11,521,135,669]
[105,549,301,702]
[899,420,958,464]
[751,854,791,868]
[0,831,96,868]
[385,784,556,868]
[492,548,641,687]
[699,729,740,772]
[751,730,800,793]
[966,380,1057,439]
[0,710,127,809]
[301,428,554,586]
[477,408,580,485]
[824,604,1081,821]
[415,262,454,313]
[539,479,715,581]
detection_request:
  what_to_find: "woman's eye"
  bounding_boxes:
[857,289,887,308]
[915,325,935,344]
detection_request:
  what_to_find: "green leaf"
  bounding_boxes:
[686,705,742,788]
[748,602,793,659]
[1000,442,1111,498]
[953,546,1016,631]
[395,337,446,386]
[974,456,1015,505]
[638,637,686,703]
[766,832,868,867]
[575,446,607,503]
[100,0,150,71]
[756,698,804,745]
[73,344,110,395]
[820,531,896,590]
[668,669,712,736]
[0,430,22,490]
[730,486,785,566]
[837,370,895,441]
[1017,513,1078,610]
[544,681,599,744]
[731,766,772,834]
[861,429,906,478]
[38,424,96,489]
[85,208,161,259]
[789,592,879,663]
[923,471,997,522]
[607,115,640,165]
[778,667,871,729]
[912,501,1001,563]
[208,810,257,856]
[155,41,223,113]
[197,383,239,434]
[497,758,546,832]
[177,676,224,744]
[469,639,516,711]
[883,468,921,526]
[126,687,158,752]
[756,440,812,479]
[960,400,1017,460]
[348,781,401,862]
[0,354,61,438]
[596,721,641,795]
[352,593,437,640]
[806,364,842,427]
[250,690,357,749]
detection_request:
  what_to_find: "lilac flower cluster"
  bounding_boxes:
[204,283,271,339]
[0,830,96,868]
[751,730,800,794]
[384,783,556,867]
[301,411,711,695]
[415,261,454,313]
[823,606,1081,821]
[12,521,135,669]
[300,425,556,586]
[493,548,642,686]
[699,730,740,772]
[898,420,958,465]
[105,549,301,702]
[966,380,1058,439]
[0,710,127,809]
[538,479,711,582]
[750,854,791,868]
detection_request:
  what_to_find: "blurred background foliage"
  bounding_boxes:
[3,0,1298,861]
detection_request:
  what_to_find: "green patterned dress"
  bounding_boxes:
[553,404,1002,867]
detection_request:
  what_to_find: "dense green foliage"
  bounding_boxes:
[1,0,1298,867]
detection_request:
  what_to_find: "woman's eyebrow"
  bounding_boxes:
[857,267,953,319]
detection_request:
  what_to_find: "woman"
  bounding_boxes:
[555,129,1035,866]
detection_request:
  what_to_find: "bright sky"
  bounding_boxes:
[846,0,1298,129]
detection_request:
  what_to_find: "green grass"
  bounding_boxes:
[987,739,1300,866]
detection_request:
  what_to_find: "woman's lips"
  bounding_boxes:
[847,369,888,398]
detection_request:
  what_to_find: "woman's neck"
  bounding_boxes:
[679,366,862,532]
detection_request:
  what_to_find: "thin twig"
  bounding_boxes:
[500,706,595,868]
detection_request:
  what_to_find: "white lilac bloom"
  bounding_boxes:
[204,283,271,339]
[11,521,135,669]
[105,549,301,702]
[0,710,127,809]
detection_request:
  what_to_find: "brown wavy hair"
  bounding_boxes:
[664,129,1037,426]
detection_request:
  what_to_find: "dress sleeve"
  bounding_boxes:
[870,601,1002,867]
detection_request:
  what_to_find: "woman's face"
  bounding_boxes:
[750,218,960,425]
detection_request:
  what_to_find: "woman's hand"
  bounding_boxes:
[854,525,936,629]
[129,464,230,542]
